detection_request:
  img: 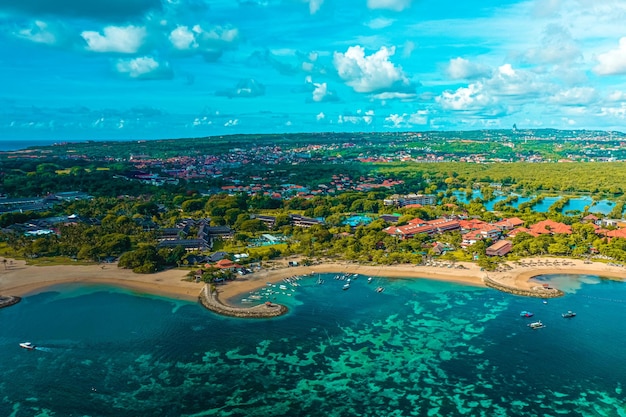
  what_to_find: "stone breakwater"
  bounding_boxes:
[198,285,288,318]
[483,276,564,298]
[0,295,21,309]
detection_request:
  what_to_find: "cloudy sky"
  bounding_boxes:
[3,0,626,141]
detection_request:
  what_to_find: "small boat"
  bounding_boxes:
[520,311,534,318]
[342,283,350,290]
[528,321,545,330]
[562,311,576,318]
[376,286,384,293]
[367,277,373,284]
[19,342,36,350]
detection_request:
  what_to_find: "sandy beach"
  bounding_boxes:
[0,260,203,301]
[2,257,626,305]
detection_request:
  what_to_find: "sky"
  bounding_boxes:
[3,0,626,141]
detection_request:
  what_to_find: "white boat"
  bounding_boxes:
[528,321,545,330]
[562,311,576,318]
[367,277,373,284]
[376,286,385,293]
[342,283,350,290]
[19,342,36,350]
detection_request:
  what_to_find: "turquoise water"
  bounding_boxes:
[563,197,614,215]
[2,276,626,416]
[450,191,616,214]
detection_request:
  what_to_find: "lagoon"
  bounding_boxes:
[1,276,625,416]
[450,191,615,214]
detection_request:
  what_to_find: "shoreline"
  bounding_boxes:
[0,260,203,301]
[2,257,626,313]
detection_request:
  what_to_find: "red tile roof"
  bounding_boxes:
[529,219,572,235]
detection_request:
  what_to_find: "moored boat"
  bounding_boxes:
[520,311,534,318]
[19,342,36,350]
[376,286,384,293]
[528,321,545,330]
[342,283,350,290]
[562,311,576,318]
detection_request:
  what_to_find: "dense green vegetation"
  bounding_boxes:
[3,129,626,274]
[378,162,626,195]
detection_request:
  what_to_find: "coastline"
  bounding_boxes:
[0,260,202,301]
[2,257,626,311]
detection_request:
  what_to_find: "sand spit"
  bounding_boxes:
[198,284,287,318]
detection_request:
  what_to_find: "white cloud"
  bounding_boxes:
[316,112,325,120]
[333,45,412,93]
[402,40,416,58]
[532,0,563,18]
[312,83,328,102]
[437,83,497,111]
[169,26,197,50]
[305,0,324,14]
[447,57,491,80]
[607,90,626,102]
[549,87,597,106]
[81,25,146,53]
[224,119,239,127]
[169,24,240,60]
[486,64,547,97]
[217,79,266,98]
[15,20,57,45]
[366,18,394,30]
[367,0,411,12]
[594,37,626,75]
[116,56,171,79]
[522,24,581,65]
[437,62,550,115]
[193,116,212,126]
[337,110,375,125]
[371,92,416,100]
[385,110,429,128]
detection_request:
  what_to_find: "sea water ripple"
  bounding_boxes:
[0,276,625,416]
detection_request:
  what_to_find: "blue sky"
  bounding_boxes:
[3,0,626,141]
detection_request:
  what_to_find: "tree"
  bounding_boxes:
[118,245,163,273]
[238,219,267,233]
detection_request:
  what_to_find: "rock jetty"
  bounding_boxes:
[0,295,21,309]
[483,276,564,298]
[198,285,287,318]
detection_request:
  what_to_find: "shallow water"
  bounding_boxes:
[1,275,625,416]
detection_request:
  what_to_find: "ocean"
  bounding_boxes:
[1,274,625,417]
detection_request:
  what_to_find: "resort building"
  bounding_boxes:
[383,193,437,207]
[290,214,323,228]
[493,217,525,230]
[486,240,513,256]
[528,219,572,235]
[383,217,460,239]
